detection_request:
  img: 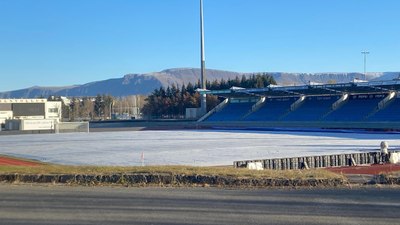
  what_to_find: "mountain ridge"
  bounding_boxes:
[0,68,396,98]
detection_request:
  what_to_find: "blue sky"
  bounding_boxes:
[0,0,399,92]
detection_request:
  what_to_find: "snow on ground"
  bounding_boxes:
[0,130,400,166]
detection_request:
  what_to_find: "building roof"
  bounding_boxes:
[198,80,400,98]
[0,99,47,103]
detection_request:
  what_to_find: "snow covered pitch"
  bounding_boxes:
[0,130,399,166]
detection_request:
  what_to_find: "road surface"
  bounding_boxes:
[0,184,399,225]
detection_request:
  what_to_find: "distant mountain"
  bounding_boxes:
[0,68,395,98]
[371,72,400,81]
[271,72,381,85]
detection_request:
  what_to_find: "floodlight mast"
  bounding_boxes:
[200,0,207,115]
[361,51,370,77]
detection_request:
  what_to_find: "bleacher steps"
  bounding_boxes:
[378,91,396,109]
[279,95,306,120]
[197,98,229,122]
[321,93,349,119]
[242,97,266,119]
[332,93,349,110]
[290,95,306,111]
[365,91,396,119]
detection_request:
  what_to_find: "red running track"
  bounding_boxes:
[0,156,41,166]
[326,164,400,175]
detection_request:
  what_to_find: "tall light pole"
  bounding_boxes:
[361,51,369,77]
[200,0,207,115]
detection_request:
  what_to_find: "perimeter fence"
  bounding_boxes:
[234,151,398,170]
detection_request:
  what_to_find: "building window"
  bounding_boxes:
[48,108,59,113]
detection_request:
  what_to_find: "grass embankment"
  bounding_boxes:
[0,164,342,180]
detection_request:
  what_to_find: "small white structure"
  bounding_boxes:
[389,153,400,164]
[247,162,264,170]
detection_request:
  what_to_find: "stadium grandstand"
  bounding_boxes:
[198,79,400,130]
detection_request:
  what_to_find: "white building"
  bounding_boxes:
[0,99,62,131]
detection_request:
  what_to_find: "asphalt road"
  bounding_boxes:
[0,185,399,225]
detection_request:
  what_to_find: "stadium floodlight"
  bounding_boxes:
[361,51,370,76]
[200,0,207,115]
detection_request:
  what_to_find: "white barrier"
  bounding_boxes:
[389,152,400,164]
[247,162,264,170]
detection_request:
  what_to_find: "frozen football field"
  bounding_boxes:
[0,130,400,166]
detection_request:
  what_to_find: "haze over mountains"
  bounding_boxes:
[0,68,398,98]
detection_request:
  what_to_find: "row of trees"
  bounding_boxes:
[68,95,113,121]
[207,73,277,90]
[61,95,145,121]
[141,84,220,119]
[141,73,276,118]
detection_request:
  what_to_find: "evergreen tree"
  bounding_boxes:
[94,95,104,118]
[141,74,276,118]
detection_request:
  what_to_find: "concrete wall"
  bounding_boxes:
[20,119,56,131]
[199,121,400,130]
[5,119,56,131]
[90,119,198,131]
[89,120,400,132]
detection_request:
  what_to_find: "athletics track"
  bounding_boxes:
[0,156,41,166]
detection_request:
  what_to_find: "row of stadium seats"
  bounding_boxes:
[246,97,296,121]
[205,94,400,122]
[324,95,384,121]
[206,101,254,121]
[284,96,339,121]
[369,97,400,121]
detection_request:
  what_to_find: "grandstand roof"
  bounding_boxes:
[198,80,400,98]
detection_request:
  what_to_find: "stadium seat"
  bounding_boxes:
[206,101,254,121]
[245,97,297,121]
[283,96,339,121]
[206,94,399,123]
[323,95,384,121]
[368,97,400,121]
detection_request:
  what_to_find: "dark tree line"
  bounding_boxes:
[141,83,213,119]
[141,73,276,119]
[207,73,276,90]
